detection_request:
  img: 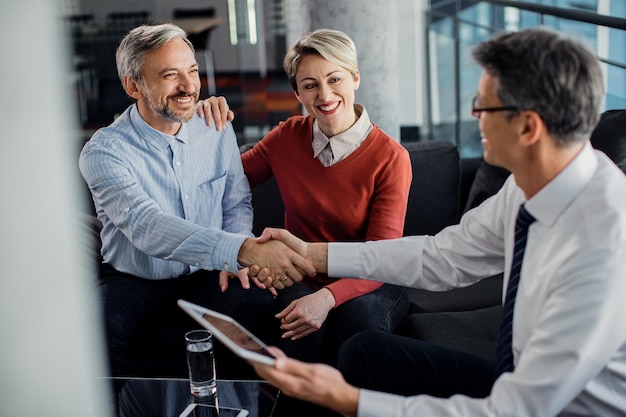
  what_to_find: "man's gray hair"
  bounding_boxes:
[472,27,604,145]
[115,23,194,85]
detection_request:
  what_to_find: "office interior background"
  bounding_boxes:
[64,0,625,156]
[0,1,624,416]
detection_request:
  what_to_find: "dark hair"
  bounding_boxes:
[472,27,604,146]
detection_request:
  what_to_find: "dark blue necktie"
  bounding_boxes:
[494,204,536,379]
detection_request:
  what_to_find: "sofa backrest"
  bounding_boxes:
[249,140,462,238]
[80,139,467,243]
[251,177,285,236]
[402,141,460,236]
[590,109,626,174]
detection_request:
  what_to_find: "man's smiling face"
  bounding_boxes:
[133,37,201,132]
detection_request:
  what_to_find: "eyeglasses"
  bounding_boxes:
[471,96,520,119]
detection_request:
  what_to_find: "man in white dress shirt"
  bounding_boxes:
[246,28,626,417]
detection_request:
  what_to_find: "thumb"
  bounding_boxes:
[218,270,229,293]
[256,227,280,243]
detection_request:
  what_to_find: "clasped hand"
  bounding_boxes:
[238,228,315,290]
[245,228,312,290]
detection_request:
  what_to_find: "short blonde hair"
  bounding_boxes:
[283,28,358,92]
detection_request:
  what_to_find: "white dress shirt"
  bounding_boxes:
[329,142,626,417]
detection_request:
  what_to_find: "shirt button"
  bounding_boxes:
[124,208,130,213]
[195,262,199,266]
[224,263,229,270]
[184,194,189,200]
[176,161,181,166]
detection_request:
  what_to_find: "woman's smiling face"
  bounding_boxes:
[293,54,360,137]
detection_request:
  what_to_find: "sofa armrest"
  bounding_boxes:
[402,305,502,360]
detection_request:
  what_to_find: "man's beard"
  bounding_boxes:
[146,91,199,124]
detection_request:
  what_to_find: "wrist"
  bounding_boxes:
[320,287,337,309]
[309,242,329,273]
[237,237,255,266]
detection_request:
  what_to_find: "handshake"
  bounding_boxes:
[237,228,328,290]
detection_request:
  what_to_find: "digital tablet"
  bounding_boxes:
[177,299,277,366]
[178,403,248,417]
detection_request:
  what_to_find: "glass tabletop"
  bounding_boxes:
[106,377,279,417]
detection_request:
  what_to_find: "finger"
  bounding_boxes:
[227,109,235,121]
[264,228,303,251]
[196,100,205,118]
[275,305,292,320]
[267,346,288,359]
[272,273,293,289]
[258,273,276,289]
[284,326,316,340]
[281,322,310,338]
[248,276,277,296]
[248,264,261,278]
[218,270,229,293]
[255,228,274,244]
[237,268,251,289]
[272,277,286,290]
[250,275,266,288]
[284,257,315,282]
[280,318,304,332]
[197,100,213,126]
[256,267,271,282]
[213,97,228,130]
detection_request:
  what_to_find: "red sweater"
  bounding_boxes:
[242,116,412,305]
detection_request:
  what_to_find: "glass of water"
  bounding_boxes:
[185,330,217,398]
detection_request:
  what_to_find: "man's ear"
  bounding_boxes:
[123,76,142,101]
[518,110,543,147]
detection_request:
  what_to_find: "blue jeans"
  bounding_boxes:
[276,283,409,365]
[338,331,494,398]
[98,264,278,377]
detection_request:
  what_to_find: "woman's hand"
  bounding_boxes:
[196,96,234,130]
[276,288,336,340]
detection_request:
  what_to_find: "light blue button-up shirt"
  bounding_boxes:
[79,104,252,279]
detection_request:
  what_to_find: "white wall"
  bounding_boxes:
[1,0,109,416]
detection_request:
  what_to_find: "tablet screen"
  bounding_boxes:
[200,312,276,361]
[177,300,277,366]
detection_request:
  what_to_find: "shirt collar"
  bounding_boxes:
[525,141,597,227]
[312,104,372,159]
[129,104,190,150]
